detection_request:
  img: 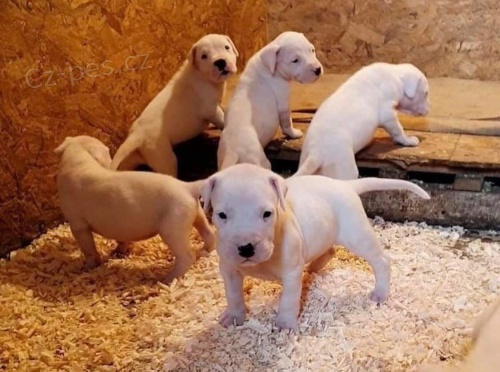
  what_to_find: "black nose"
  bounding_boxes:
[314,67,322,76]
[238,243,255,258]
[214,59,227,71]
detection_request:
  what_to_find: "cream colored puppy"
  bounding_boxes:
[418,297,500,372]
[296,62,430,179]
[55,135,214,280]
[201,164,430,330]
[217,31,323,170]
[112,34,238,176]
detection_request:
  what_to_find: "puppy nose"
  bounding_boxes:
[314,67,322,76]
[238,243,255,258]
[214,59,227,71]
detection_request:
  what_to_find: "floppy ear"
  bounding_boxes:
[226,36,239,57]
[269,175,287,210]
[401,72,422,99]
[260,44,280,74]
[187,44,198,67]
[200,176,217,215]
[54,137,73,155]
[90,145,112,168]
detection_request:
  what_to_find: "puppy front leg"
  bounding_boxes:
[219,261,247,327]
[381,112,419,147]
[275,269,303,331]
[279,110,303,139]
[210,105,225,130]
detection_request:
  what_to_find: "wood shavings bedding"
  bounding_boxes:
[0,219,499,371]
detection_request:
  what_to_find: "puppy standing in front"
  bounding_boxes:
[296,62,430,179]
[201,164,430,330]
[55,136,214,282]
[217,31,323,170]
[111,34,238,176]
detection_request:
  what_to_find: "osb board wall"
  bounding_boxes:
[268,0,500,80]
[0,0,267,255]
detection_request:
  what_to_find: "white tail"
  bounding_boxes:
[348,178,430,199]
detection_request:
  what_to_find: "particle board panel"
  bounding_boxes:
[450,135,500,169]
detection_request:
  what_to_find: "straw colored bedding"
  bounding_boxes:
[1,219,499,371]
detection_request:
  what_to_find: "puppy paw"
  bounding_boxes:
[219,308,246,327]
[275,314,298,331]
[369,288,389,304]
[397,135,419,147]
[83,257,101,271]
[283,127,303,139]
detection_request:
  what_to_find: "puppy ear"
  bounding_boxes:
[187,44,197,67]
[260,44,280,74]
[226,36,239,57]
[200,176,217,215]
[401,72,422,99]
[54,137,73,155]
[91,145,112,168]
[269,175,287,210]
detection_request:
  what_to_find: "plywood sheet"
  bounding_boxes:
[268,0,500,81]
[0,0,267,254]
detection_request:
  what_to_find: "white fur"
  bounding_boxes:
[201,164,430,330]
[111,34,238,176]
[418,298,500,372]
[217,31,323,170]
[296,62,430,180]
[55,135,214,281]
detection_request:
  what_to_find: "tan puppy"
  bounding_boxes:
[217,31,322,170]
[55,135,214,281]
[201,164,429,330]
[296,62,430,179]
[419,297,500,372]
[112,34,238,176]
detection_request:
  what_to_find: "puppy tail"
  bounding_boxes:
[111,133,142,171]
[293,157,321,177]
[184,179,206,199]
[348,178,430,199]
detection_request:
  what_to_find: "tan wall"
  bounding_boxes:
[0,0,267,254]
[268,0,500,80]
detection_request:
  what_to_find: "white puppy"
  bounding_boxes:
[55,135,214,281]
[217,31,323,170]
[418,297,500,372]
[201,164,430,330]
[112,34,238,176]
[296,62,430,179]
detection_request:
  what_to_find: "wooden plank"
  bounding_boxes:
[451,135,500,169]
[223,73,500,136]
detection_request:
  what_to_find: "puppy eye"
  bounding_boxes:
[218,212,227,220]
[225,45,230,50]
[292,58,299,63]
[311,48,315,53]
[263,211,272,219]
[201,54,208,60]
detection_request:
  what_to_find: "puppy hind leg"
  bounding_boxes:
[307,247,336,273]
[69,225,102,269]
[319,151,359,180]
[339,225,390,303]
[160,224,195,283]
[140,141,177,176]
[193,204,215,255]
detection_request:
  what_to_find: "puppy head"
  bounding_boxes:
[261,31,323,84]
[54,135,111,168]
[201,164,287,267]
[188,34,238,83]
[396,64,430,116]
